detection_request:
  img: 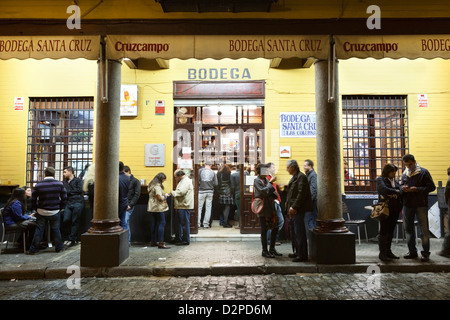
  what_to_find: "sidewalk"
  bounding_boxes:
[1,236,449,280]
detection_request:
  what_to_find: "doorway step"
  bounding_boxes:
[191,220,259,242]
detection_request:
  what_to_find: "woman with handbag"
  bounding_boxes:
[253,163,280,258]
[376,164,403,261]
[147,173,171,249]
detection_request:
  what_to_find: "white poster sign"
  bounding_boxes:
[145,144,165,167]
[428,202,441,238]
[280,112,316,138]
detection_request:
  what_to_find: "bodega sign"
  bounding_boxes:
[280,112,316,138]
[0,36,100,60]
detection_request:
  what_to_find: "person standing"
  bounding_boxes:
[303,159,318,232]
[437,167,450,258]
[62,166,85,247]
[231,165,247,229]
[376,164,403,261]
[217,164,234,228]
[254,163,280,258]
[148,173,171,249]
[171,169,194,246]
[401,154,436,262]
[118,161,130,231]
[124,165,141,244]
[27,167,67,254]
[266,162,284,246]
[285,160,313,262]
[198,161,217,229]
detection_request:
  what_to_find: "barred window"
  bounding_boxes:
[342,95,408,193]
[27,97,94,186]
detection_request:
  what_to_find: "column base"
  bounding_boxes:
[88,218,123,234]
[80,230,129,267]
[309,229,356,264]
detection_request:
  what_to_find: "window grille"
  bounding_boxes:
[26,97,94,186]
[342,95,408,193]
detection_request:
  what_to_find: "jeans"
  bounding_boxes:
[177,209,191,244]
[123,207,135,243]
[234,192,241,227]
[267,202,284,242]
[291,212,308,260]
[29,212,64,253]
[150,211,167,243]
[403,206,430,254]
[198,192,213,227]
[62,202,84,242]
[304,199,318,231]
[260,216,278,251]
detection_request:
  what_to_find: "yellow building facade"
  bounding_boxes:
[0,56,449,190]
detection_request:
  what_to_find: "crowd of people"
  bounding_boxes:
[1,153,449,262]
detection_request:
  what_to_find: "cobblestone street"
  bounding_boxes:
[1,273,449,301]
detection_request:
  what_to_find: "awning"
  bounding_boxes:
[106,35,331,60]
[0,35,100,60]
[335,35,450,60]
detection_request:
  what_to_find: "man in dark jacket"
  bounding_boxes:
[118,161,130,231]
[285,160,313,262]
[303,159,318,232]
[401,154,436,261]
[124,165,141,243]
[62,166,85,247]
[28,167,67,254]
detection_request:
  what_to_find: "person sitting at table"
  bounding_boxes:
[2,187,37,250]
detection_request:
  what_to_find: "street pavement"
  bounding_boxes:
[0,237,449,281]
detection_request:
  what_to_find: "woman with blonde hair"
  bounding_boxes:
[148,172,171,249]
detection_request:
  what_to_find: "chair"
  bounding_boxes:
[0,208,26,254]
[343,202,368,245]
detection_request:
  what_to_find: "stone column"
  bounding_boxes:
[314,59,347,233]
[88,59,123,234]
[309,56,355,264]
[81,57,129,267]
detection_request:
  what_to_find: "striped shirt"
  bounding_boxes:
[32,177,67,215]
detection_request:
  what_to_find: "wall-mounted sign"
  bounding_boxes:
[14,97,24,111]
[280,112,316,138]
[120,85,138,116]
[280,146,291,158]
[418,94,428,108]
[155,100,165,115]
[145,144,165,167]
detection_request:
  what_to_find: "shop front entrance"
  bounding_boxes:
[172,81,265,234]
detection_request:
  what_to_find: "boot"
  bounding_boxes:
[378,235,392,262]
[386,235,399,259]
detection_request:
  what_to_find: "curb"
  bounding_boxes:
[2,262,450,280]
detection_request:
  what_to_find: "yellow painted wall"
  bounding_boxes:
[1,56,449,192]
[340,57,450,187]
[0,58,97,186]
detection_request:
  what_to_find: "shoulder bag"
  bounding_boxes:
[370,200,389,221]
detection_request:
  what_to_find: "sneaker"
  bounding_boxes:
[404,252,418,259]
[66,241,78,248]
